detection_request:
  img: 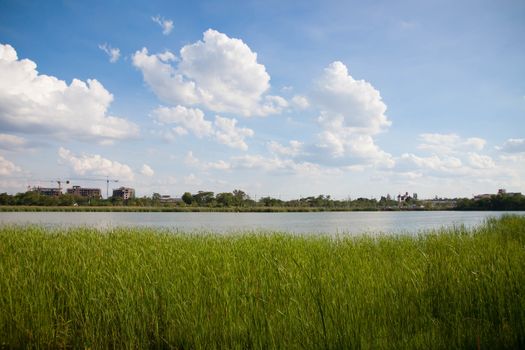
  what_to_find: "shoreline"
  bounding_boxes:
[0,205,454,212]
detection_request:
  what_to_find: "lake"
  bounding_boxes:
[0,211,523,235]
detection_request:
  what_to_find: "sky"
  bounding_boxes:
[0,0,524,199]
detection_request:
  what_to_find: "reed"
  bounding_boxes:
[0,216,524,349]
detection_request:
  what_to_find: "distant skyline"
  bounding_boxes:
[0,0,524,199]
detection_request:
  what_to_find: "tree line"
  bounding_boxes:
[2,189,523,210]
[455,194,525,211]
[0,189,405,210]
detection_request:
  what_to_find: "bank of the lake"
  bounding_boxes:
[0,205,406,212]
[1,216,524,349]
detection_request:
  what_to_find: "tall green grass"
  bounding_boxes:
[0,216,524,349]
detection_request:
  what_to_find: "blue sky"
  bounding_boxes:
[0,0,524,199]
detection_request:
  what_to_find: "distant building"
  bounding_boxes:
[474,194,492,200]
[475,189,523,200]
[397,192,411,202]
[498,189,522,197]
[31,187,61,196]
[67,186,102,198]
[112,187,135,200]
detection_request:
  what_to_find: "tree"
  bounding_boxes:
[182,192,193,205]
[216,192,235,207]
[232,189,249,206]
[192,191,215,206]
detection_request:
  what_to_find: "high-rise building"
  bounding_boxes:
[67,186,102,198]
[112,187,135,200]
[32,187,61,196]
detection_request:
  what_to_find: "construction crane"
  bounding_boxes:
[26,179,70,193]
[68,177,119,198]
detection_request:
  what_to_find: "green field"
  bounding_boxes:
[1,216,524,349]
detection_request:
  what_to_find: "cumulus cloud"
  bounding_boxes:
[0,44,138,143]
[0,133,27,151]
[417,133,486,154]
[468,153,495,169]
[398,153,463,172]
[291,95,309,110]
[98,43,121,63]
[206,159,231,170]
[183,173,201,186]
[305,61,393,168]
[132,29,285,117]
[152,106,254,149]
[184,151,231,170]
[184,150,328,177]
[393,151,506,184]
[141,164,154,177]
[390,133,499,178]
[230,154,336,177]
[496,138,525,153]
[184,151,200,166]
[152,15,174,35]
[314,126,395,168]
[268,140,303,157]
[313,61,391,135]
[58,147,134,181]
[214,116,254,150]
[0,155,21,175]
[153,106,213,137]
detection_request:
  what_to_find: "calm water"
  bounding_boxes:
[0,211,523,235]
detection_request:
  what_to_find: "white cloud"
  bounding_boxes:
[153,106,253,149]
[183,173,201,186]
[0,133,27,151]
[184,151,326,176]
[315,126,395,168]
[496,138,525,153]
[152,106,213,138]
[393,133,497,178]
[468,153,495,169]
[313,61,391,135]
[132,29,285,117]
[417,133,486,154]
[214,116,254,150]
[398,153,463,172]
[98,43,121,63]
[0,44,139,143]
[230,154,333,177]
[291,95,310,110]
[152,15,174,35]
[141,164,154,177]
[206,160,231,170]
[58,147,134,181]
[306,61,393,168]
[0,155,21,175]
[184,151,231,171]
[394,151,507,184]
[268,140,303,157]
[184,151,200,166]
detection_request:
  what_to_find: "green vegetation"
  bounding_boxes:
[1,216,524,349]
[4,189,525,211]
[0,205,386,213]
[456,193,525,211]
[0,190,427,211]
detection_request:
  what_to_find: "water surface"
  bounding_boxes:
[1,211,522,235]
